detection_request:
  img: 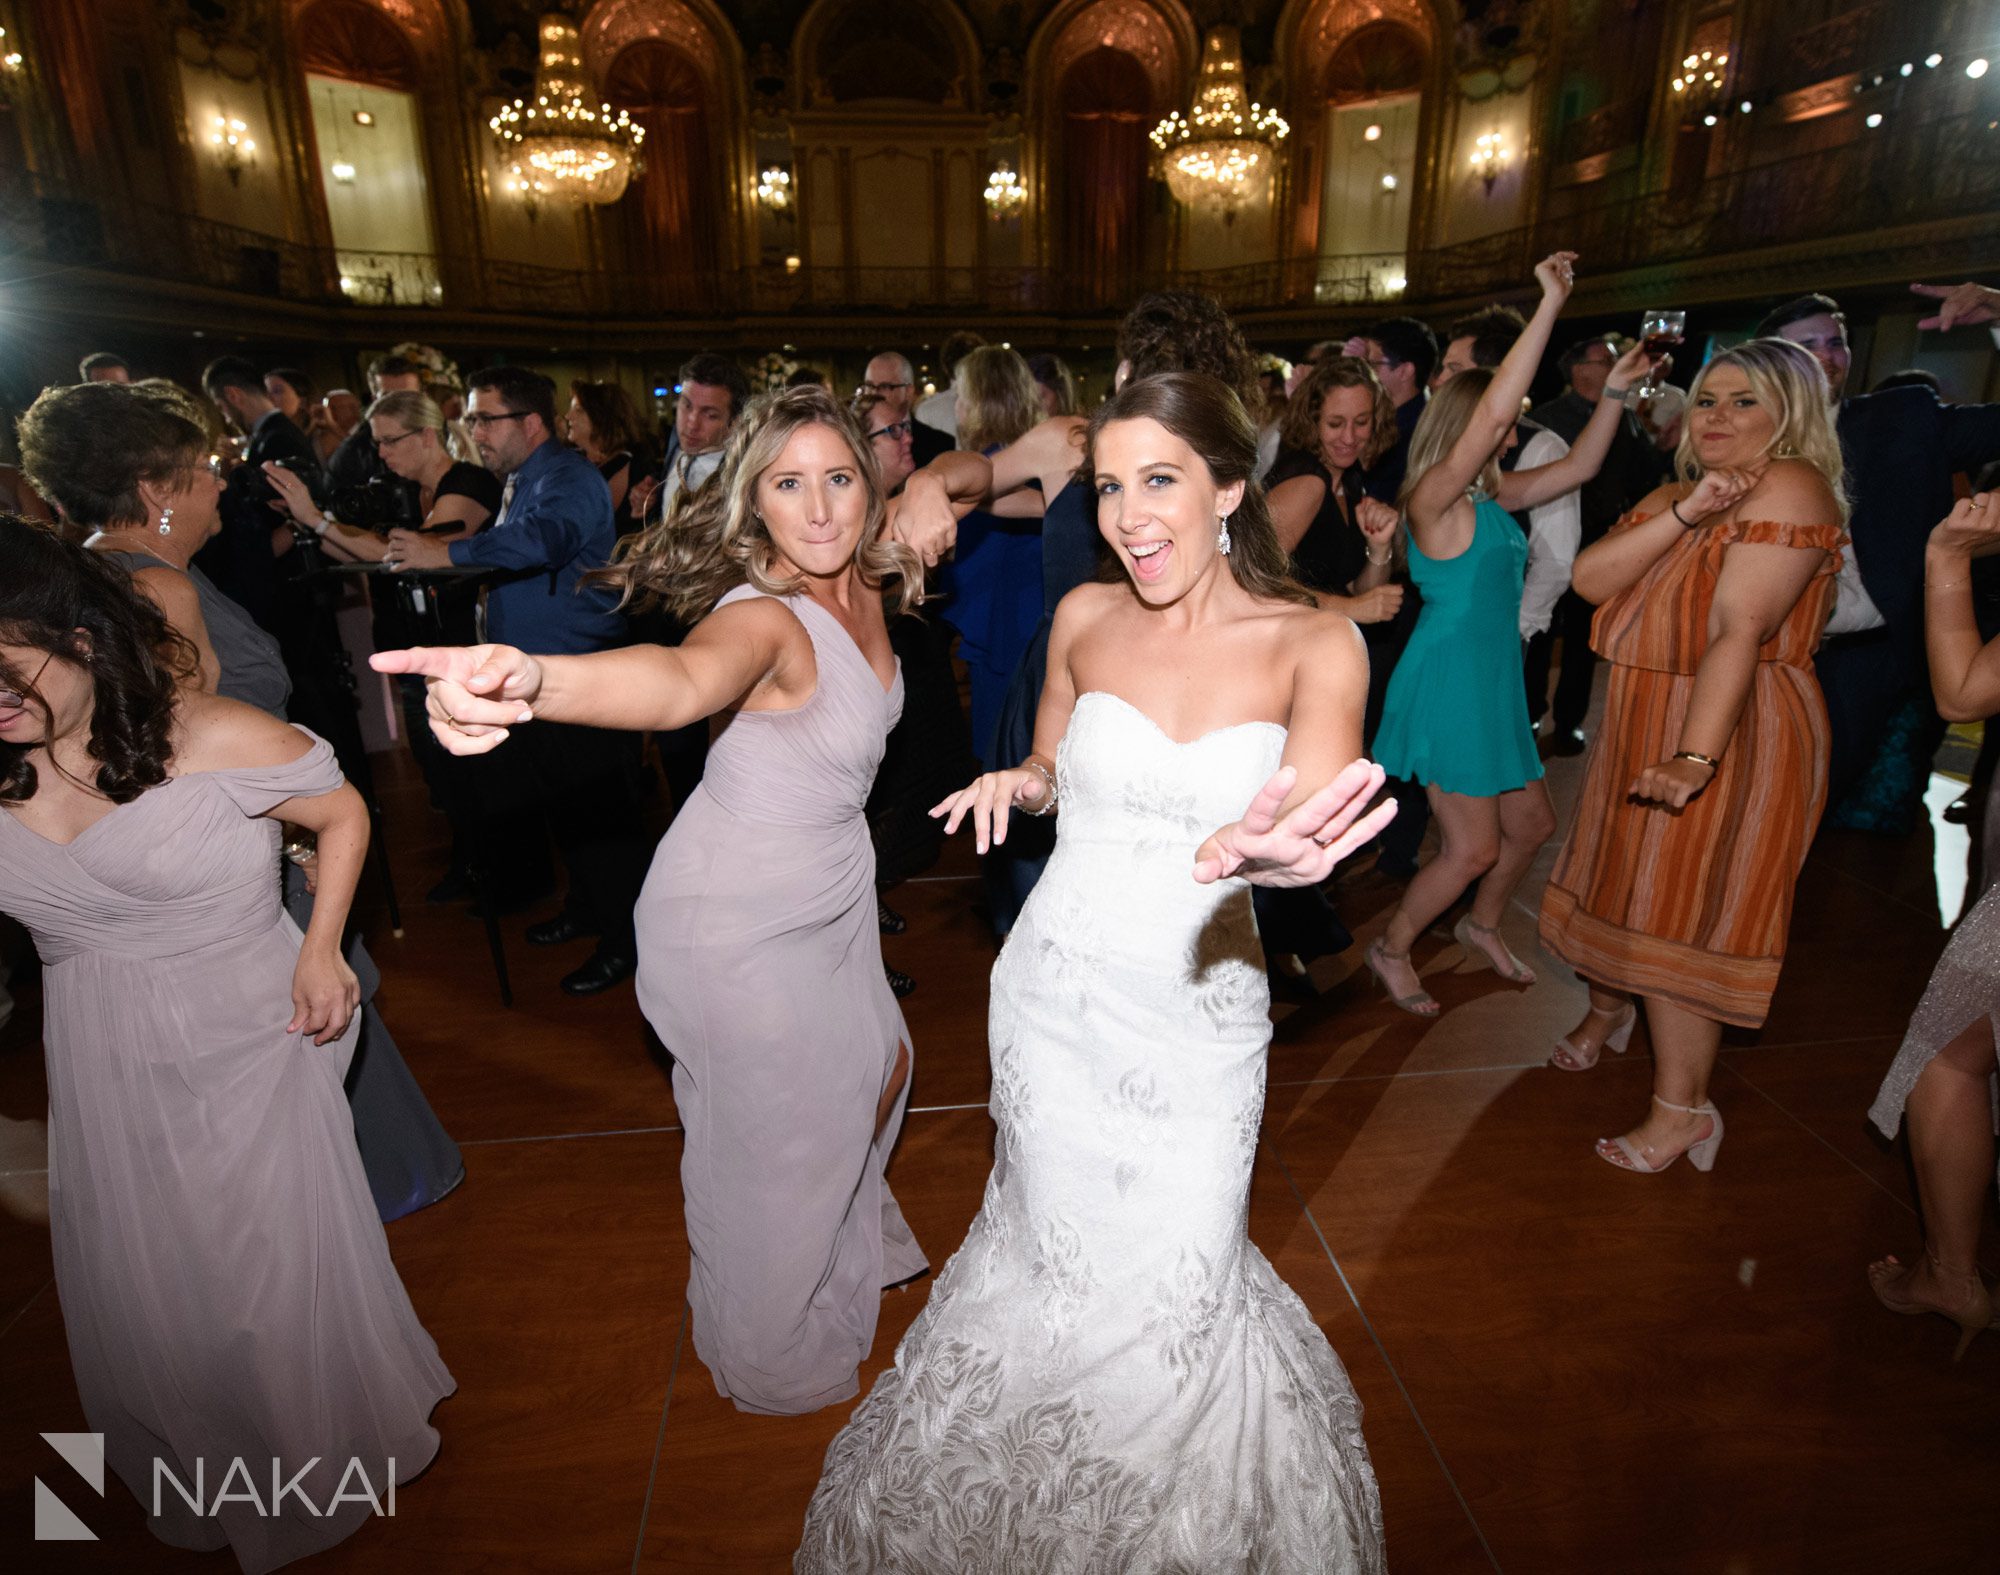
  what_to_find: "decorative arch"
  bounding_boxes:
[578,0,749,279]
[279,0,470,299]
[1022,0,1198,277]
[790,0,982,109]
[1274,0,1442,265]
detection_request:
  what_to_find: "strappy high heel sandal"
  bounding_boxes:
[877,897,907,936]
[1551,1002,1638,1072]
[1867,1251,1995,1362]
[1595,1095,1723,1173]
[1452,915,1536,985]
[1364,938,1440,1018]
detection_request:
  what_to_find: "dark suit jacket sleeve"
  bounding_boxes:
[1942,400,2000,479]
[911,419,953,467]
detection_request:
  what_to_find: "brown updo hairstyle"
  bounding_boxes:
[1115,292,1265,418]
[592,385,925,623]
[0,515,198,804]
[18,382,210,530]
[1085,372,1312,608]
[1278,355,1398,468]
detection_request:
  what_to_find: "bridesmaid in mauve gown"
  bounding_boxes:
[374,386,985,1414]
[0,524,452,1573]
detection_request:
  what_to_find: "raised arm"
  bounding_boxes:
[885,448,992,567]
[1406,252,1574,532]
[1628,463,1837,807]
[1495,343,1652,514]
[369,593,810,749]
[987,415,1088,504]
[1924,493,2000,722]
[1571,464,1762,605]
[1515,428,1580,638]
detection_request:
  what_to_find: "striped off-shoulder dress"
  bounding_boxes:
[1539,506,1846,1027]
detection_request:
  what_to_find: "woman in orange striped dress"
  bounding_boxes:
[1538,339,1848,1174]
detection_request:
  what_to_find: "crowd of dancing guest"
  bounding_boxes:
[2,267,1998,1569]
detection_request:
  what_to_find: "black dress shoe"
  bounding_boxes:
[561,952,635,996]
[1547,726,1587,757]
[526,912,598,947]
[884,965,916,999]
[1943,791,1973,826]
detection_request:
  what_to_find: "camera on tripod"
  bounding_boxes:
[329,473,423,534]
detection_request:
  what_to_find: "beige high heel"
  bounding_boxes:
[1867,1252,1994,1362]
[1363,938,1440,1018]
[1596,1095,1722,1173]
[1453,914,1536,985]
[1552,1002,1638,1072]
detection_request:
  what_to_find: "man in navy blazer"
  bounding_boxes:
[1759,291,2000,824]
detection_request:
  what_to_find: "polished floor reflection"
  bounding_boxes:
[1,733,1996,1574]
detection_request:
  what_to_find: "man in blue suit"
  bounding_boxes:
[1758,289,2000,831]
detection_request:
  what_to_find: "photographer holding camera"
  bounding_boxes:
[199,355,326,631]
[265,390,500,564]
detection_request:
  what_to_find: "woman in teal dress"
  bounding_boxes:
[1366,253,1652,1015]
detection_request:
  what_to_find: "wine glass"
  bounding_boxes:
[1638,309,1686,399]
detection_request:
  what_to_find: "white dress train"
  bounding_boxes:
[797,691,1384,1573]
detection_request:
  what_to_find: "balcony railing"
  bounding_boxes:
[3,104,1992,322]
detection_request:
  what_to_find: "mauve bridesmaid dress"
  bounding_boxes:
[636,585,927,1415]
[0,732,453,1573]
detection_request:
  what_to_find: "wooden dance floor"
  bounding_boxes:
[3,729,1998,1573]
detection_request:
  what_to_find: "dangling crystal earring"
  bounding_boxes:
[157,505,174,537]
[1216,512,1233,556]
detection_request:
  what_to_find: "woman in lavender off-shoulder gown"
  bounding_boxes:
[376,387,988,1415]
[0,523,451,1574]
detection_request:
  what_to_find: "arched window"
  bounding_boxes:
[603,41,715,285]
[1059,47,1153,306]
[297,0,437,303]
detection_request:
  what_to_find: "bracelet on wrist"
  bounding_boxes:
[1365,546,1392,565]
[1927,576,1969,592]
[1673,750,1720,771]
[1669,500,1696,528]
[1602,385,1632,405]
[1021,760,1058,816]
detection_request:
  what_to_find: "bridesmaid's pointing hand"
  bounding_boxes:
[1193,760,1395,887]
[370,644,544,756]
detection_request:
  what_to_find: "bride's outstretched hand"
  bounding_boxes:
[930,768,1044,855]
[1193,760,1395,887]
[369,644,543,755]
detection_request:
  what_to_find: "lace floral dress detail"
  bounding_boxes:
[796,691,1384,1573]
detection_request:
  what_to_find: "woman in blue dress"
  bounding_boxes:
[1367,254,1652,1015]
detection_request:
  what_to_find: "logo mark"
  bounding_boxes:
[35,1431,104,1541]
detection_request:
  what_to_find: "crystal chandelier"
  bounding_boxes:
[488,13,644,205]
[1150,27,1288,215]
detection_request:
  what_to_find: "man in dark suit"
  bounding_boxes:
[863,350,953,465]
[1353,316,1436,505]
[1760,291,2000,829]
[199,354,325,631]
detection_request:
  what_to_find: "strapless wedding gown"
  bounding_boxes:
[797,691,1384,1573]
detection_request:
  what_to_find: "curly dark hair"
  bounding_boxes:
[1115,292,1263,417]
[0,515,196,804]
[18,381,209,530]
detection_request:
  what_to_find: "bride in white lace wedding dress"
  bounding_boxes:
[797,373,1390,1573]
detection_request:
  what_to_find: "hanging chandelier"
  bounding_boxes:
[1150,27,1288,214]
[488,13,644,205]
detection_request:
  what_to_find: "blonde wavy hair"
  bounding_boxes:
[1673,338,1849,520]
[1397,369,1502,508]
[954,345,1042,454]
[594,385,925,624]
